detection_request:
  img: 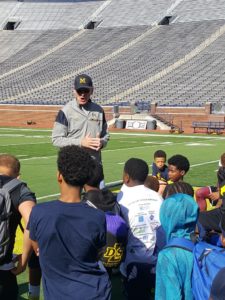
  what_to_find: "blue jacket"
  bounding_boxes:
[155,193,199,300]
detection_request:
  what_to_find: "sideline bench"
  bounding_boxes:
[192,122,225,134]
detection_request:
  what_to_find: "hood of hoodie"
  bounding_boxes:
[160,193,199,242]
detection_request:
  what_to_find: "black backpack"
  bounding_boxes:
[0,178,21,264]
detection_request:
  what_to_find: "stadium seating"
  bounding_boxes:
[171,0,225,23]
[0,0,225,108]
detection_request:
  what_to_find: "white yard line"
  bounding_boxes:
[110,132,225,140]
[38,160,219,200]
[20,155,56,161]
[0,142,51,147]
[1,128,225,140]
[104,141,210,152]
[191,160,219,168]
[0,128,52,132]
[37,193,60,200]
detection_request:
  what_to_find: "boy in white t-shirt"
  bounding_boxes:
[117,158,163,300]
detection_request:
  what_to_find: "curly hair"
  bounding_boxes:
[57,145,95,187]
[124,158,148,183]
[168,154,190,173]
[162,181,194,199]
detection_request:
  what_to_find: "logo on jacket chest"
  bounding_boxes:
[90,112,100,121]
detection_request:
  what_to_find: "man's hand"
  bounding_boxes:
[81,133,103,151]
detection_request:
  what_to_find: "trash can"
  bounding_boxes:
[115,119,125,129]
[147,120,157,130]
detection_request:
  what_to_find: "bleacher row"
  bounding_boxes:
[0,0,225,110]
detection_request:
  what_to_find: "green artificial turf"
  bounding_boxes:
[1,127,225,299]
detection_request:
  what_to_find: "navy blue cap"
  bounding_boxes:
[74,74,93,91]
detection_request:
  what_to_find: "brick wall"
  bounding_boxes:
[0,103,223,133]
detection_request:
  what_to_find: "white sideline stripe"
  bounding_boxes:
[191,160,219,168]
[0,142,51,147]
[104,141,213,152]
[20,155,56,161]
[38,161,219,200]
[0,128,52,132]
[0,128,225,140]
[37,193,60,200]
[110,132,225,140]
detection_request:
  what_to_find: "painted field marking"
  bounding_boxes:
[110,132,225,140]
[37,160,219,200]
[104,141,214,153]
[1,128,225,140]
[0,142,52,147]
[20,155,56,161]
[0,128,52,132]
[191,160,219,168]
[37,193,60,200]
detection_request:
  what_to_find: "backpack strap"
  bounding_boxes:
[2,178,22,193]
[0,178,22,222]
[86,200,98,209]
[165,237,195,252]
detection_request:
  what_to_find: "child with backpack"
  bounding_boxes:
[0,154,36,300]
[82,159,128,274]
[155,192,199,300]
[209,216,225,300]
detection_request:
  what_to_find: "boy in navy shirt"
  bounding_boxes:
[27,146,111,300]
[152,150,169,194]
[152,150,169,182]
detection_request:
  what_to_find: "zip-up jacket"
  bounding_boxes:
[52,99,109,162]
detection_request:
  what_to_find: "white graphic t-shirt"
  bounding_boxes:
[117,184,163,274]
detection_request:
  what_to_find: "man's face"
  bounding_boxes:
[74,88,93,106]
[168,164,184,182]
[155,157,166,170]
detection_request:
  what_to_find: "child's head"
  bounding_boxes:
[123,158,148,186]
[162,181,194,199]
[0,154,20,178]
[57,145,94,188]
[84,159,104,190]
[219,153,225,167]
[144,175,160,192]
[154,150,167,170]
[160,193,199,242]
[167,154,190,182]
